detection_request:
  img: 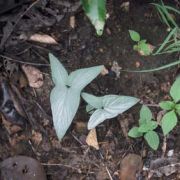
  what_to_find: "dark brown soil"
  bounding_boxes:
[0,0,180,179]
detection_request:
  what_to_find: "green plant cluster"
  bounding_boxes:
[129,30,152,56]
[128,76,180,150]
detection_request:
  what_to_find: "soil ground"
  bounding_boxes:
[0,0,180,179]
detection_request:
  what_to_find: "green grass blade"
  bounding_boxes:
[121,59,180,73]
[153,28,177,55]
[165,5,180,15]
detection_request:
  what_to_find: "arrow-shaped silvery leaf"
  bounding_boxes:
[49,54,103,140]
[82,93,140,129]
[82,92,103,109]
[67,65,104,91]
[50,86,80,139]
[81,0,106,36]
[49,53,68,86]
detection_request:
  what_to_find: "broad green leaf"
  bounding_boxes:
[81,0,106,35]
[170,76,180,103]
[68,65,103,91]
[138,121,158,133]
[139,105,152,125]
[144,131,159,150]
[50,86,80,140]
[129,30,140,42]
[161,110,177,135]
[49,53,68,86]
[175,104,180,110]
[82,93,103,109]
[86,94,139,129]
[159,101,175,110]
[128,127,143,138]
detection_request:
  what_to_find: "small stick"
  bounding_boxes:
[41,163,82,173]
[0,54,49,66]
[105,166,113,180]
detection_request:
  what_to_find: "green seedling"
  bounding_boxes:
[129,30,154,56]
[128,105,159,150]
[159,76,180,135]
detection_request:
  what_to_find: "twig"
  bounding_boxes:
[71,133,84,146]
[0,54,49,66]
[0,0,40,48]
[41,163,82,173]
[139,101,160,107]
[105,166,113,180]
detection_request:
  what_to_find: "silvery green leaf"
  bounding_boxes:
[87,94,139,129]
[49,53,68,86]
[50,86,80,140]
[81,0,106,36]
[86,104,95,114]
[88,109,115,129]
[67,66,103,91]
[82,92,103,109]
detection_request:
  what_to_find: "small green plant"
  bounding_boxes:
[128,105,159,150]
[129,30,154,56]
[49,53,103,140]
[49,53,139,140]
[159,76,180,135]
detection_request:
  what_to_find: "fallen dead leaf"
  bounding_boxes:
[21,65,43,88]
[86,128,99,150]
[118,115,131,142]
[111,61,121,78]
[120,2,130,12]
[120,154,143,180]
[1,114,22,135]
[101,66,109,76]
[31,130,43,145]
[148,157,179,178]
[70,16,75,28]
[135,61,140,68]
[20,33,58,45]
[19,72,28,88]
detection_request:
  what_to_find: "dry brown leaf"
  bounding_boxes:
[111,61,121,78]
[19,72,28,88]
[120,2,130,12]
[120,154,143,180]
[21,65,43,88]
[101,66,109,76]
[86,128,99,150]
[20,33,58,44]
[1,115,22,135]
[70,16,75,28]
[31,130,43,145]
[149,157,179,178]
